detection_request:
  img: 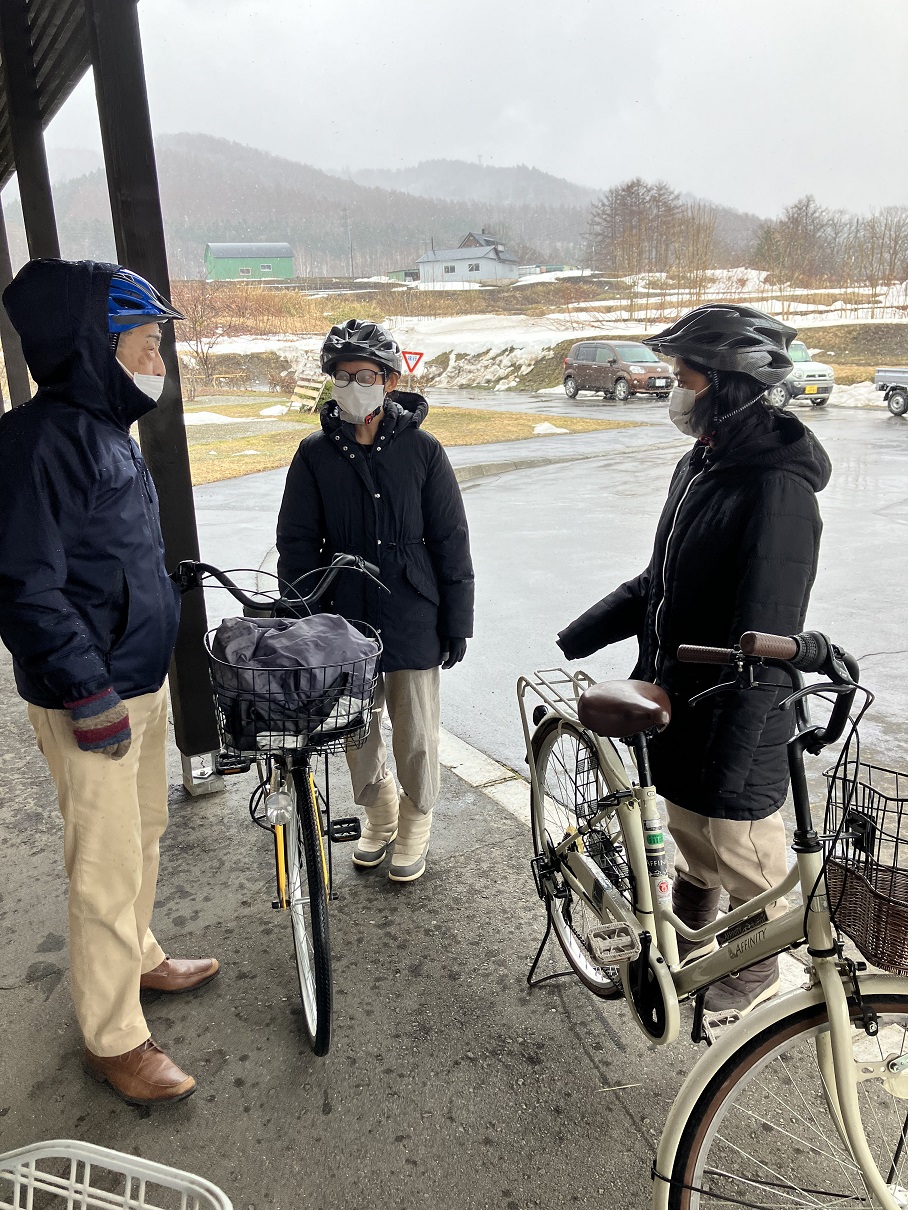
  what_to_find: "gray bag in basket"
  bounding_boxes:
[211,614,380,748]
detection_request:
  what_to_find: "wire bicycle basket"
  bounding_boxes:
[824,760,908,974]
[0,1140,232,1210]
[205,618,381,758]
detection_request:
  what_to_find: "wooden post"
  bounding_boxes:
[0,0,60,260]
[84,0,221,774]
[0,206,31,408]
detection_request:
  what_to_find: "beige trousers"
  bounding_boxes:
[28,686,169,1056]
[346,668,441,816]
[666,799,789,918]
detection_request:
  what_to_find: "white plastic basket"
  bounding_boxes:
[0,1141,233,1210]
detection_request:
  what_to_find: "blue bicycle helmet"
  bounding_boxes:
[108,267,184,335]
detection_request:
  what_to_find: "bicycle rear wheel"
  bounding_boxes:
[286,765,332,1055]
[665,991,908,1208]
[530,717,630,999]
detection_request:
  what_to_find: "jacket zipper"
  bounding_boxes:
[652,468,704,679]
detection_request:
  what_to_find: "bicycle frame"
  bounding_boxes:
[519,669,907,1209]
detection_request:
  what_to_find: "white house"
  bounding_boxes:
[416,231,519,285]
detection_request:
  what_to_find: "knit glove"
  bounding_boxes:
[65,687,132,760]
[441,638,468,670]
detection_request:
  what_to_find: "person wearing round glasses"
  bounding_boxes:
[276,319,474,882]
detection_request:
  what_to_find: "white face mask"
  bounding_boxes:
[668,385,710,437]
[332,379,385,424]
[116,357,166,402]
[133,373,166,401]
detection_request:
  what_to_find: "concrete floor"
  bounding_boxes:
[1,393,905,1207]
[0,646,700,1208]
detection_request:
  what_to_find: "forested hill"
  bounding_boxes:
[351,159,600,208]
[4,134,591,276]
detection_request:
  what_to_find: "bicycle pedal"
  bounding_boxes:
[586,923,642,966]
[329,816,361,843]
[216,755,252,776]
[702,1009,741,1045]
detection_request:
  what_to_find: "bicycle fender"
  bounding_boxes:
[651,975,907,1210]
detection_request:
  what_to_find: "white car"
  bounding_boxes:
[766,340,834,408]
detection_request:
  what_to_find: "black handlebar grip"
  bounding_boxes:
[739,631,799,660]
[789,631,830,674]
[677,644,736,665]
[363,560,381,577]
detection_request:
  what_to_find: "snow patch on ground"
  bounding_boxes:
[259,404,290,416]
[533,421,570,434]
[828,381,881,408]
[184,411,259,426]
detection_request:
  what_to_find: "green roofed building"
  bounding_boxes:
[204,242,295,281]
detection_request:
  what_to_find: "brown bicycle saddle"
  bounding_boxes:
[577,680,671,738]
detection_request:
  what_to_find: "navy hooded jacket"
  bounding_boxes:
[0,259,180,708]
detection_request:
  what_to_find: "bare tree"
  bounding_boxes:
[171,280,260,390]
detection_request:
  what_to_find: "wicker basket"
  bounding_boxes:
[824,761,908,974]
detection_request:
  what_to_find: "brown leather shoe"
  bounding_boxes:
[140,956,220,994]
[84,1039,196,1106]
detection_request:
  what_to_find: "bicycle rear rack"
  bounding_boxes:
[517,667,597,729]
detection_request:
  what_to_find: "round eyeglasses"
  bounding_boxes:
[333,369,385,386]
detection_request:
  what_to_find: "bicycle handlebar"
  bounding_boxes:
[171,553,384,614]
[676,644,736,665]
[677,629,861,754]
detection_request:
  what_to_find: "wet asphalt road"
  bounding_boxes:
[438,395,908,774]
[194,390,908,784]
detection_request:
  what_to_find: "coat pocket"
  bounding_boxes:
[402,551,440,606]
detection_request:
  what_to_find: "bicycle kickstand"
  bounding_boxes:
[526,902,573,989]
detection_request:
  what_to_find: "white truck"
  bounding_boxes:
[874,367,908,416]
[765,340,835,408]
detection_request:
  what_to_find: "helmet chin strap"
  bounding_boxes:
[709,369,765,430]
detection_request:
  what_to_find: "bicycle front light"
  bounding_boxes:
[265,791,294,826]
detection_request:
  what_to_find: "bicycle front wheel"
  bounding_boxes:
[285,765,332,1055]
[665,991,908,1208]
[531,717,630,999]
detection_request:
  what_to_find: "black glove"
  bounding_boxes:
[441,637,467,669]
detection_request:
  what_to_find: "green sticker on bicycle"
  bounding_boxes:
[645,831,664,846]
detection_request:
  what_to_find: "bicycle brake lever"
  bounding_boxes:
[778,682,853,712]
[170,560,203,593]
[688,670,775,708]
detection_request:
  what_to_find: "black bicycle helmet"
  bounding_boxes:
[320,319,403,376]
[642,304,796,385]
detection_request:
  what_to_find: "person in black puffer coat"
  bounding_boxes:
[276,320,474,883]
[557,304,831,1016]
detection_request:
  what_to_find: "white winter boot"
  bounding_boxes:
[352,775,399,868]
[389,796,432,883]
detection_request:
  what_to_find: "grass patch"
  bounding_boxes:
[189,407,641,485]
[190,425,318,485]
[801,324,908,365]
[422,408,638,446]
[830,364,875,386]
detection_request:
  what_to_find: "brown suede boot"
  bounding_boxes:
[673,877,722,963]
[84,1039,196,1106]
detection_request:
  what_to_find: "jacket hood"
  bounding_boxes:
[703,410,831,493]
[321,389,429,438]
[2,258,158,430]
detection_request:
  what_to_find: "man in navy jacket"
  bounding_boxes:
[0,259,217,1106]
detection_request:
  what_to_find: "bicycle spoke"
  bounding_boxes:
[672,1002,908,1210]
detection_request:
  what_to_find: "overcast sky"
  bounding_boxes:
[44,0,907,218]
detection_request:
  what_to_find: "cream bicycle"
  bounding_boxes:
[519,630,908,1208]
